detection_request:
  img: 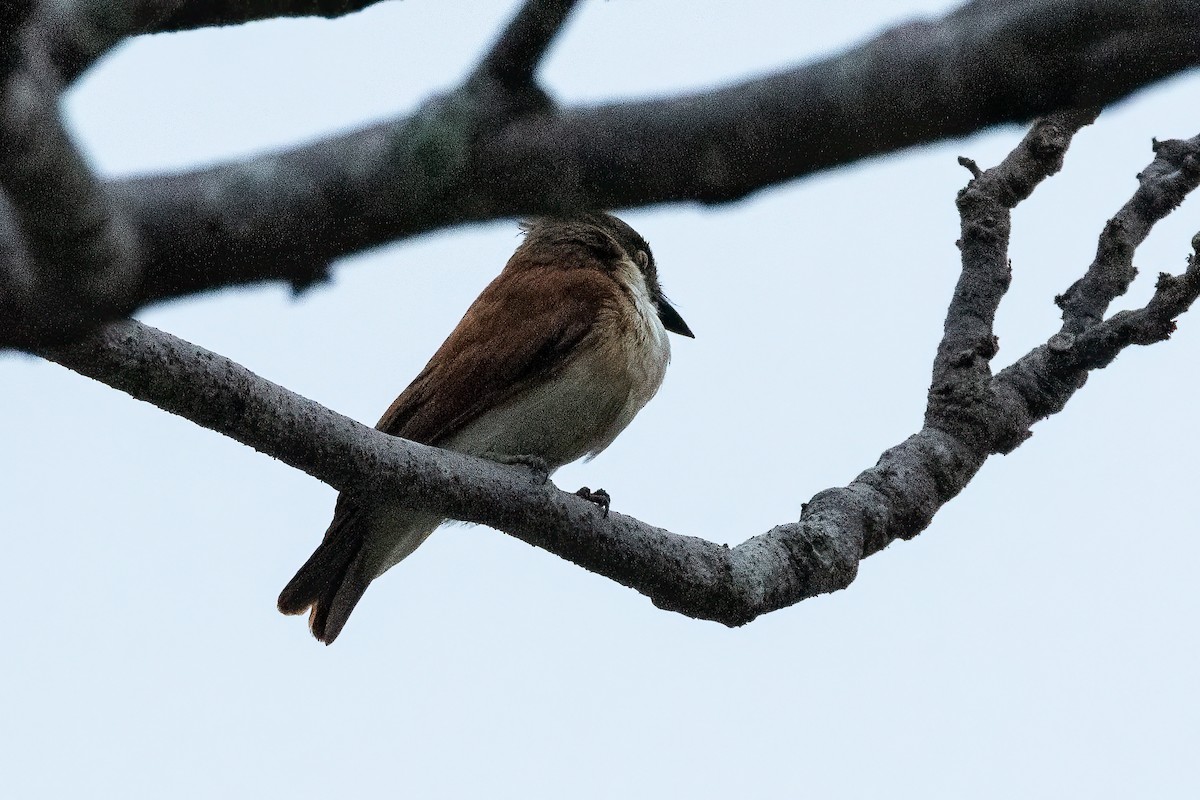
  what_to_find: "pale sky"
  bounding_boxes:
[4,2,1199,797]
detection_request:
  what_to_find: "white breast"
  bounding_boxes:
[444,256,671,468]
[595,254,672,451]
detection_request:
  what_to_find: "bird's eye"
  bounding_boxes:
[634,250,650,271]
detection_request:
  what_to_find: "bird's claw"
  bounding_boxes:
[575,486,611,517]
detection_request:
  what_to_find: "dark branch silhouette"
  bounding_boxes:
[4,0,1200,346]
[34,0,388,83]
[0,28,140,345]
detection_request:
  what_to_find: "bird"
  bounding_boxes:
[276,212,694,644]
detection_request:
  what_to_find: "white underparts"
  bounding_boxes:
[370,257,672,576]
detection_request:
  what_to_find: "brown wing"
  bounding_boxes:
[376,262,617,445]
[277,259,620,642]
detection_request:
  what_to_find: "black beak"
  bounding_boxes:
[656,296,694,338]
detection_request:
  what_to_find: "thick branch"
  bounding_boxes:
[34,0,387,83]
[103,0,1200,316]
[2,0,579,347]
[40,321,988,623]
[0,26,140,345]
[7,0,1200,348]
[0,5,37,306]
[0,187,35,317]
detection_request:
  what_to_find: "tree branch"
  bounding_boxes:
[8,1,1200,349]
[1,0,581,348]
[943,110,1099,366]
[469,0,580,90]
[99,1,1200,319]
[7,1,1200,347]
[0,22,140,346]
[40,115,1200,625]
[929,109,1098,450]
[33,0,388,84]
[0,186,36,319]
[1055,134,1200,334]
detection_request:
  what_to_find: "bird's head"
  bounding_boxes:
[516,212,695,338]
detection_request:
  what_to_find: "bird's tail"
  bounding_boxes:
[277,503,371,645]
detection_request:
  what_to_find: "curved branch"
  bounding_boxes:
[40,119,1200,624]
[36,319,945,623]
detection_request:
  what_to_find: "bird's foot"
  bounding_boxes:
[575,486,611,517]
[495,454,551,485]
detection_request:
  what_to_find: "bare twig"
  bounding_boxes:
[1056,135,1200,333]
[994,239,1200,435]
[929,109,1098,450]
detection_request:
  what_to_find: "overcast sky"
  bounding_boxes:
[4,2,1199,797]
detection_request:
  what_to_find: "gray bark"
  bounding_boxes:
[4,0,1200,345]
[9,1,1200,623]
[42,113,1200,624]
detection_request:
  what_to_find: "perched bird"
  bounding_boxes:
[277,212,694,643]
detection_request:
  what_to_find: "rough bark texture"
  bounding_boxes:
[34,0,386,82]
[4,0,1200,346]
[12,2,1200,625]
[43,113,1200,625]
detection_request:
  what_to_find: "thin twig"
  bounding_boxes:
[928,109,1098,448]
[1056,134,1200,333]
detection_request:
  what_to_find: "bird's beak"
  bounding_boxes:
[656,295,694,338]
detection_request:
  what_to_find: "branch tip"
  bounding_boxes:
[957,156,983,178]
[1058,129,1200,335]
